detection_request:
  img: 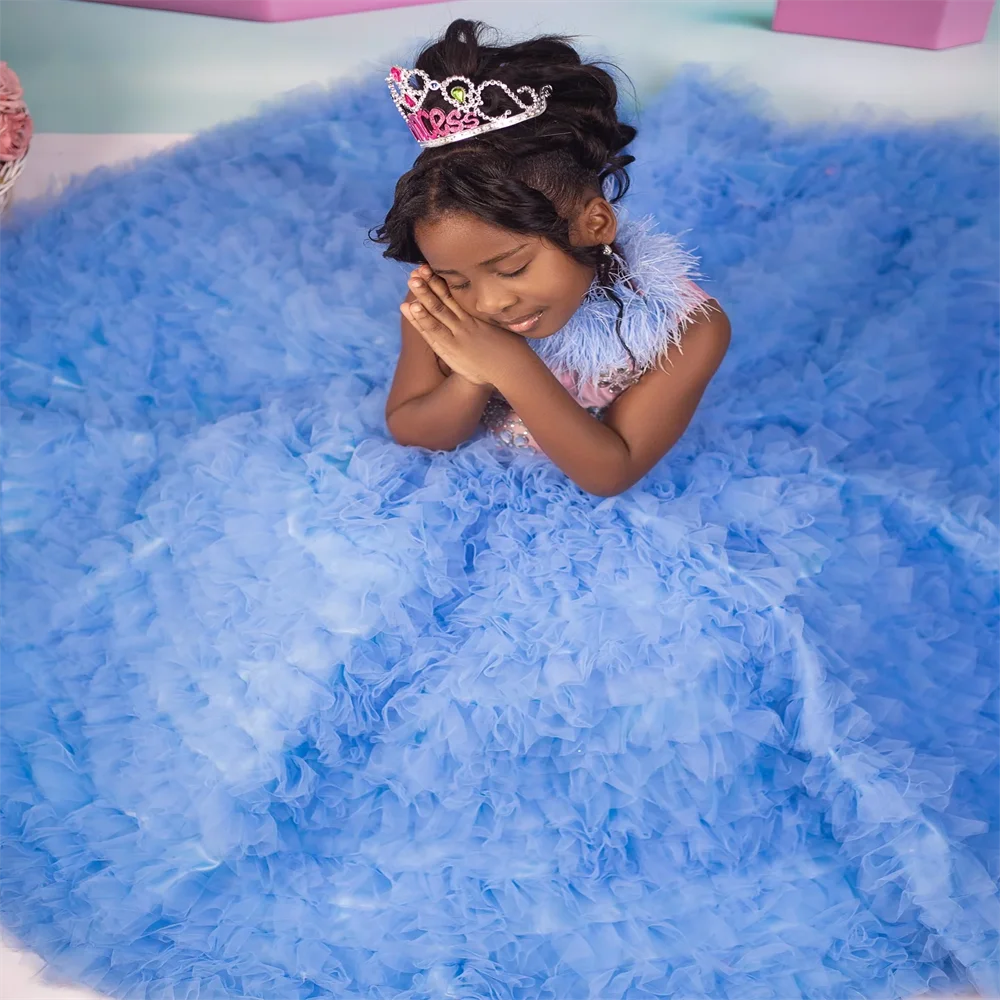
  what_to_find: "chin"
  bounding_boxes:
[523,328,557,341]
[522,314,569,341]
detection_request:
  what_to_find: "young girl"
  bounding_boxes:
[375,19,731,495]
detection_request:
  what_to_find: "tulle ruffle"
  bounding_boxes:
[1,72,997,999]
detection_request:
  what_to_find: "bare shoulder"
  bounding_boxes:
[684,299,731,365]
[642,298,730,386]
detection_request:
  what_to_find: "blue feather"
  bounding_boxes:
[528,215,710,381]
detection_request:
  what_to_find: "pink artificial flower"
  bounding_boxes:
[0,62,24,104]
[0,110,32,162]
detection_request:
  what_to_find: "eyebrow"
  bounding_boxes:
[433,243,528,276]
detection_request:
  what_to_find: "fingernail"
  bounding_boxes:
[411,303,423,314]
[410,278,423,288]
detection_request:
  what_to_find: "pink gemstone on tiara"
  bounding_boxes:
[385,66,551,150]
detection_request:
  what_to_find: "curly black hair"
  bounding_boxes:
[372,18,637,290]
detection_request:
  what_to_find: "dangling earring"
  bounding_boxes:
[597,243,616,288]
[597,242,635,369]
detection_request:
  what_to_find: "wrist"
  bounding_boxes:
[450,372,495,394]
[491,343,544,397]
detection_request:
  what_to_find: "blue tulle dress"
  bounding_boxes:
[1,73,998,1000]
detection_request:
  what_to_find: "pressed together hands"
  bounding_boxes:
[401,264,529,388]
[391,265,732,496]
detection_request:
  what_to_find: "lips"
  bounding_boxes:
[499,309,545,334]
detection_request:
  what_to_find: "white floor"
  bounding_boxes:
[1,939,101,1000]
[2,6,999,999]
[8,133,192,204]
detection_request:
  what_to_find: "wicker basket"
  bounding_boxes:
[0,153,28,212]
[0,62,32,212]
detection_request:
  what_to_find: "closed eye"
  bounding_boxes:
[445,261,528,292]
[498,263,529,279]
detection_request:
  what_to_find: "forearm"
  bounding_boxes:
[495,356,632,495]
[387,374,493,451]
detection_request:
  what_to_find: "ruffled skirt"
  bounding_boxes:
[1,74,997,999]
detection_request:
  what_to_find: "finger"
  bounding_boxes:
[401,302,431,342]
[401,301,450,344]
[408,275,459,331]
[420,269,468,322]
[409,275,452,318]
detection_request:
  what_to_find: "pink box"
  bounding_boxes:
[81,0,441,21]
[772,0,996,49]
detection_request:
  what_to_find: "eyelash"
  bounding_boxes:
[449,263,528,292]
[500,264,529,279]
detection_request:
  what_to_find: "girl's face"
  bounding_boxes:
[413,205,614,340]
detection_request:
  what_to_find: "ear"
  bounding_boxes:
[570,197,618,248]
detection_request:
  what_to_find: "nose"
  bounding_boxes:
[474,277,519,318]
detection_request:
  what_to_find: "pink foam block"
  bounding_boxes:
[81,0,441,21]
[772,0,995,49]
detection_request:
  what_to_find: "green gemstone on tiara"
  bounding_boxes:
[449,86,467,104]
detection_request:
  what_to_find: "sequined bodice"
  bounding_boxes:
[481,365,645,449]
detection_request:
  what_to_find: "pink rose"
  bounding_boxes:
[0,110,31,161]
[0,62,24,112]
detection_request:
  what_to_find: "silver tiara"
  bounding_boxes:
[386,66,551,149]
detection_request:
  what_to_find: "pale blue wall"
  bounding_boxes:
[1,0,997,133]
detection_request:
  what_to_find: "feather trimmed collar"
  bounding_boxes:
[527,216,708,383]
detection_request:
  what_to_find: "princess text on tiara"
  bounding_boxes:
[386,66,551,149]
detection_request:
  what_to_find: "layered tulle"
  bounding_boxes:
[1,73,997,999]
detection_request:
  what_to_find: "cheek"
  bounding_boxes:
[524,256,584,301]
[547,257,594,309]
